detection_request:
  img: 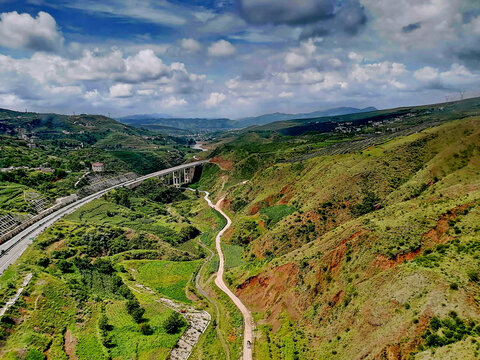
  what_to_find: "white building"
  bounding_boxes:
[92,163,104,172]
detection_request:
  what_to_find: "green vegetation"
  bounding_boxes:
[125,260,202,303]
[260,205,296,225]
[163,312,187,334]
[196,98,480,359]
[0,176,214,359]
[222,243,246,269]
[421,312,479,350]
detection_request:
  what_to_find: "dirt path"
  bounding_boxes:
[203,192,254,360]
[195,238,230,360]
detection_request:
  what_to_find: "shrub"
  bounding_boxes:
[351,192,381,217]
[99,314,110,332]
[25,349,46,360]
[449,283,459,290]
[177,225,201,244]
[131,307,145,323]
[468,270,479,283]
[57,259,73,273]
[126,299,140,313]
[36,256,50,268]
[139,323,153,335]
[163,312,186,334]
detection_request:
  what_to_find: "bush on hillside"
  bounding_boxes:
[163,312,186,334]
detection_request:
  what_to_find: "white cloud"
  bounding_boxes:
[283,39,317,71]
[208,40,236,57]
[284,52,309,71]
[466,15,480,35]
[348,52,363,62]
[414,66,439,81]
[161,96,187,107]
[109,83,133,98]
[362,0,462,48]
[119,49,170,83]
[350,62,406,83]
[279,91,294,98]
[204,92,226,107]
[62,0,186,27]
[280,68,325,85]
[0,11,64,52]
[200,13,246,34]
[181,38,201,52]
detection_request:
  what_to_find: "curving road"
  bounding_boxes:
[202,192,254,360]
[0,160,208,276]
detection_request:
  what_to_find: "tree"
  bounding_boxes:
[163,312,186,334]
[99,314,110,332]
[57,259,73,273]
[139,323,152,335]
[126,299,140,313]
[178,225,200,244]
[131,307,145,323]
[37,256,50,268]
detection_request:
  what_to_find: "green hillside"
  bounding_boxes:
[0,109,199,216]
[197,98,480,359]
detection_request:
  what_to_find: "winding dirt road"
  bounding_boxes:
[203,192,254,360]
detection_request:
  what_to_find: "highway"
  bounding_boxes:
[0,160,208,275]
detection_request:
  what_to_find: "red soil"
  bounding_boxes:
[210,157,233,170]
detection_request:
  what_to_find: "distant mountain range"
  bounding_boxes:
[235,107,377,127]
[117,116,235,132]
[117,106,377,133]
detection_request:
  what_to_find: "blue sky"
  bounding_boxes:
[0,0,479,118]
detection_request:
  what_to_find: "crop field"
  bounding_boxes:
[75,305,108,360]
[105,299,180,360]
[124,260,202,303]
[0,182,29,212]
[222,243,245,269]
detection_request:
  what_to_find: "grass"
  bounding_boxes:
[260,205,296,225]
[222,243,245,269]
[75,304,108,360]
[105,299,180,360]
[0,182,30,212]
[124,260,202,304]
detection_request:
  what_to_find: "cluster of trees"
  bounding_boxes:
[0,169,65,188]
[126,298,146,323]
[70,227,156,257]
[422,312,480,349]
[351,191,381,217]
[109,188,131,208]
[231,220,259,245]
[135,179,186,204]
[98,304,114,348]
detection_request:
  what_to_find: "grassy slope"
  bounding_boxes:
[0,189,212,360]
[209,114,480,359]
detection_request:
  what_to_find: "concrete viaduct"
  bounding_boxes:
[0,159,209,275]
[125,160,205,189]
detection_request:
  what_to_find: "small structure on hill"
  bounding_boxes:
[92,162,104,172]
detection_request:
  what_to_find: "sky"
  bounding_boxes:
[0,0,479,119]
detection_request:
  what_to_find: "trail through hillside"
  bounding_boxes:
[203,191,254,360]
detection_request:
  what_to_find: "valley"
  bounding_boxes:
[1,97,480,360]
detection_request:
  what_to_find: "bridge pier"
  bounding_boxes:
[173,171,181,187]
[184,166,195,184]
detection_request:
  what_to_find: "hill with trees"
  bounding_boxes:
[195,97,480,359]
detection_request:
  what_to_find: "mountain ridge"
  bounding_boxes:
[116,106,377,133]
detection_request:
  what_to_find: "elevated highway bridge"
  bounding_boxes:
[0,160,209,275]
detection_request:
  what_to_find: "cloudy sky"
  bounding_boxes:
[0,0,479,118]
